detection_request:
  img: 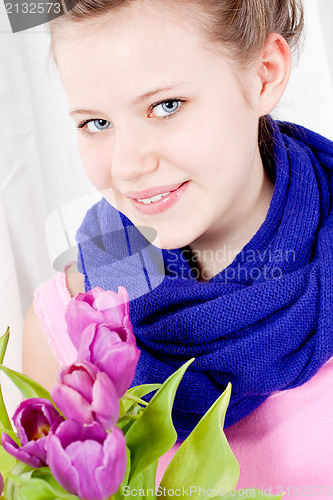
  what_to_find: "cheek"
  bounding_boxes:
[78,138,112,190]
[165,115,236,179]
[166,93,257,179]
[198,102,258,175]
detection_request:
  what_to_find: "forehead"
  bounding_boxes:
[54,0,210,45]
[53,1,242,114]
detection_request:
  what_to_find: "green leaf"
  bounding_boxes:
[117,408,143,436]
[0,445,17,481]
[160,383,239,498]
[0,365,51,401]
[5,463,33,477]
[0,329,12,431]
[119,398,126,418]
[0,329,10,363]
[126,461,158,499]
[6,467,79,500]
[0,390,12,432]
[11,478,79,500]
[122,384,161,413]
[3,463,34,499]
[31,467,73,494]
[125,358,194,482]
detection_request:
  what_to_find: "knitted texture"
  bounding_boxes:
[76,118,333,440]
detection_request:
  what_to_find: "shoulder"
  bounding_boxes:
[22,262,85,390]
[22,302,61,391]
[65,262,85,297]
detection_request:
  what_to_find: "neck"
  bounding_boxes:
[189,155,275,282]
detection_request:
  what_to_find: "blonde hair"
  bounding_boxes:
[49,0,304,61]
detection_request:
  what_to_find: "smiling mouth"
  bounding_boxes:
[129,181,190,215]
[125,182,186,201]
[136,182,188,204]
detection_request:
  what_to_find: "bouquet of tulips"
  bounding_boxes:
[0,287,282,499]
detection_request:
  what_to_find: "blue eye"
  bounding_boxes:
[150,99,183,118]
[86,119,112,133]
[77,119,112,136]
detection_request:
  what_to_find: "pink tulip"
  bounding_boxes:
[51,361,120,430]
[65,286,136,347]
[65,287,140,397]
[47,420,127,500]
[1,398,63,468]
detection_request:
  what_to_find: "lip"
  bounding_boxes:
[130,181,190,215]
[125,182,185,200]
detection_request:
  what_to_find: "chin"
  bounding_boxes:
[152,232,194,251]
[124,215,196,250]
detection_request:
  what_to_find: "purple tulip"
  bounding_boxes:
[51,361,120,430]
[1,398,63,468]
[47,420,127,500]
[65,286,140,397]
[65,286,136,347]
[77,323,140,398]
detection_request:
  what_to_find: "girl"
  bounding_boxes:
[23,0,333,494]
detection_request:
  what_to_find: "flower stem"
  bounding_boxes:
[122,394,148,406]
[117,414,140,423]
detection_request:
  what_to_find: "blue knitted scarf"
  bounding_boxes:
[76,118,333,440]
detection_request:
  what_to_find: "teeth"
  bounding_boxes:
[137,191,170,204]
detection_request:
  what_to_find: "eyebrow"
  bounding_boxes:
[69,83,187,117]
[132,83,187,105]
[70,108,103,117]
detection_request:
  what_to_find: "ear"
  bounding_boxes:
[257,33,292,117]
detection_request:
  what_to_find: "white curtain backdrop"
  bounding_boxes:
[0,0,332,413]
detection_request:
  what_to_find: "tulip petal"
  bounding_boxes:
[76,324,99,361]
[92,373,120,429]
[123,317,137,344]
[67,440,104,499]
[13,398,55,445]
[76,287,105,306]
[95,428,127,497]
[94,287,129,323]
[64,285,140,404]
[47,434,80,495]
[1,433,45,468]
[52,384,94,424]
[54,420,106,448]
[88,326,123,362]
[98,305,126,329]
[41,401,63,425]
[63,370,94,402]
[4,399,62,467]
[75,289,97,306]
[95,342,140,397]
[21,438,48,461]
[95,325,123,348]
[65,301,104,348]
[48,421,123,499]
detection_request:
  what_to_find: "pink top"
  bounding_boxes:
[33,267,333,498]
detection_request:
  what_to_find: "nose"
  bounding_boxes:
[111,125,159,182]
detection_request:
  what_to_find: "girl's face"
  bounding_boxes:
[55,2,271,252]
